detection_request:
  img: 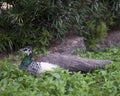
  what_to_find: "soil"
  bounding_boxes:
[49,30,120,54]
[100,30,120,48]
[48,36,86,54]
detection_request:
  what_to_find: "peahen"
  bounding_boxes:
[19,46,58,76]
[19,46,112,76]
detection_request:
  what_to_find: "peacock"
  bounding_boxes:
[19,46,112,76]
[19,46,58,76]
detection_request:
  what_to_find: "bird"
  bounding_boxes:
[19,46,112,76]
[19,46,58,76]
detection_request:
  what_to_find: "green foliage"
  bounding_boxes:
[1,47,120,95]
[85,21,108,50]
[64,0,119,50]
[0,0,119,52]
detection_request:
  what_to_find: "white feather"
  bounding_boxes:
[40,62,58,73]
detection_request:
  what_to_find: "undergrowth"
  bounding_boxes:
[0,47,120,96]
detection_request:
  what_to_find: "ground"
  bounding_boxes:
[49,30,120,54]
[100,30,120,48]
[48,36,86,54]
[0,30,120,60]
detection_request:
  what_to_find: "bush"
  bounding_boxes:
[0,0,119,52]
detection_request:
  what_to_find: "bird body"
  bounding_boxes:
[19,54,33,71]
[28,62,58,75]
[39,62,58,72]
[19,46,112,76]
[36,53,112,72]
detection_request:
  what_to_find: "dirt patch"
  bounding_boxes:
[0,52,9,60]
[100,30,120,48]
[48,36,86,54]
[49,30,120,54]
[0,30,120,60]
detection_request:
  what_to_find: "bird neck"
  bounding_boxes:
[19,54,33,70]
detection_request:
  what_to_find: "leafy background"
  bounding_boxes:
[0,0,120,52]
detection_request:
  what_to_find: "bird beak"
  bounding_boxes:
[19,48,23,52]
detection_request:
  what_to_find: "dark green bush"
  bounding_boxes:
[63,0,119,50]
[0,0,119,52]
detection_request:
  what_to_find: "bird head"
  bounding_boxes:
[20,46,32,56]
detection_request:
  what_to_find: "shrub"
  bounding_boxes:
[0,0,119,52]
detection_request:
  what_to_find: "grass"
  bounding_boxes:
[0,47,120,96]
